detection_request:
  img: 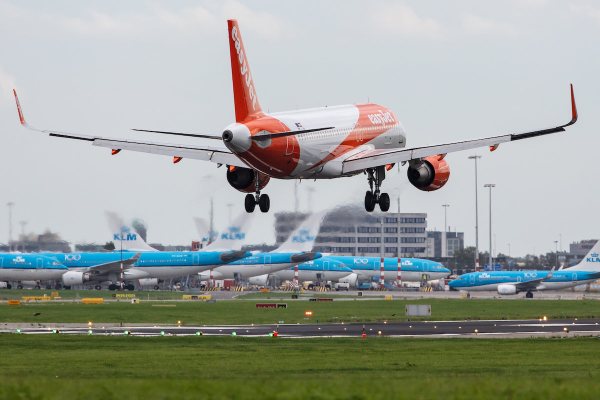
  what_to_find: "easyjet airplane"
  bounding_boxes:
[13,19,578,213]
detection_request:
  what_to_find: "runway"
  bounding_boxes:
[4,318,600,338]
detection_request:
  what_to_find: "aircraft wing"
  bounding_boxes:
[342,85,577,174]
[13,90,247,167]
[513,277,547,292]
[87,253,141,276]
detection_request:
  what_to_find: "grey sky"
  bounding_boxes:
[0,0,598,255]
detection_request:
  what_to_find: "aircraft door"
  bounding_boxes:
[285,137,295,155]
[572,273,577,282]
[263,255,271,266]
[469,274,475,284]
[193,254,200,265]
[36,258,43,269]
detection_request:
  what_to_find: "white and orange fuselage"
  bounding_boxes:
[223,104,406,179]
[223,20,405,180]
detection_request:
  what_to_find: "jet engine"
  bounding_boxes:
[226,166,270,193]
[248,274,269,286]
[497,284,518,295]
[338,273,358,288]
[62,271,91,286]
[407,155,450,191]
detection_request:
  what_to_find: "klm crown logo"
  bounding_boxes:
[113,226,138,241]
[221,226,245,241]
[12,256,25,263]
[291,228,315,243]
[586,253,600,263]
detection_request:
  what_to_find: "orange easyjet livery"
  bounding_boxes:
[13,19,578,213]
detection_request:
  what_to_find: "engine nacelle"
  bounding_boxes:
[338,273,358,287]
[138,278,159,287]
[226,166,270,193]
[407,155,450,191]
[248,274,269,286]
[62,271,91,286]
[497,284,518,295]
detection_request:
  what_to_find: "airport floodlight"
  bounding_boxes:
[483,184,496,269]
[468,155,482,269]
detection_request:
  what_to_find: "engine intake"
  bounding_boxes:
[226,166,270,193]
[62,271,91,286]
[407,155,450,191]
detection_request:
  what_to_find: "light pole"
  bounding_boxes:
[468,155,481,269]
[6,202,14,251]
[483,184,495,269]
[442,204,450,258]
[554,240,559,269]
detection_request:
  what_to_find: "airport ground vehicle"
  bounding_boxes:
[13,20,577,213]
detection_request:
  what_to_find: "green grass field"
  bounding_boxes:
[1,298,600,325]
[1,335,599,400]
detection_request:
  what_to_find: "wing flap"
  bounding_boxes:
[88,253,141,275]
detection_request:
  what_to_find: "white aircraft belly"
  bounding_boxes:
[213,263,295,279]
[0,269,65,281]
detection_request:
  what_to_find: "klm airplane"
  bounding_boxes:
[0,253,68,288]
[43,250,249,290]
[249,258,354,286]
[335,256,450,283]
[249,256,449,287]
[449,240,600,298]
[199,212,325,281]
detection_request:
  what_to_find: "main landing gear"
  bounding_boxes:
[364,166,390,212]
[244,176,270,213]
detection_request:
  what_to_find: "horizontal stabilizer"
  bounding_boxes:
[251,127,335,142]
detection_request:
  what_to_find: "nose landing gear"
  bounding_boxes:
[364,166,390,212]
[244,175,270,213]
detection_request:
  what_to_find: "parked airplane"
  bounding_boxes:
[44,249,249,290]
[199,212,324,281]
[12,20,578,213]
[250,256,449,287]
[0,253,68,289]
[449,241,600,297]
[338,256,450,283]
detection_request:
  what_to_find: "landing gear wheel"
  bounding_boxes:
[153,285,160,290]
[244,194,256,213]
[6,284,12,289]
[379,193,390,212]
[108,284,118,291]
[525,291,534,299]
[94,285,102,290]
[364,191,376,212]
[126,284,135,291]
[17,284,23,290]
[258,194,270,213]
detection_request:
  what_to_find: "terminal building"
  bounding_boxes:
[425,231,465,258]
[274,205,428,257]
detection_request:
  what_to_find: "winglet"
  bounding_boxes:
[565,83,578,127]
[13,89,27,126]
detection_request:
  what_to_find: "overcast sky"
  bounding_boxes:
[0,0,598,256]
